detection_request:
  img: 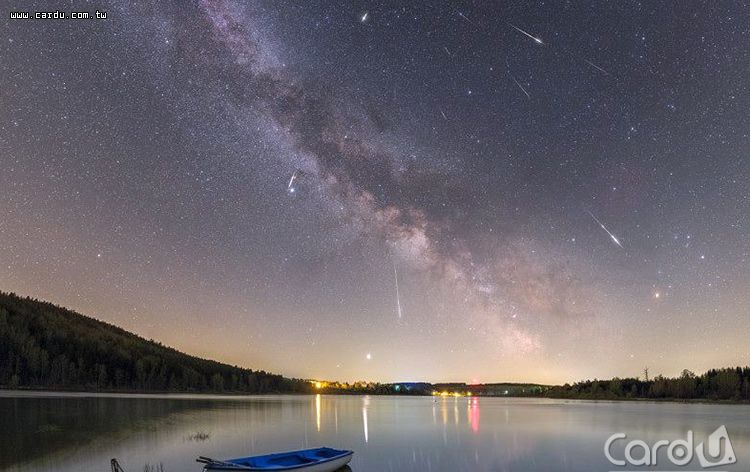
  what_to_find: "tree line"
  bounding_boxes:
[3,291,747,400]
[545,367,750,401]
[0,292,311,393]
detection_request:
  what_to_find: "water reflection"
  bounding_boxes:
[0,393,208,470]
[468,397,480,434]
[315,394,321,432]
[0,392,748,472]
[440,397,448,425]
[361,395,369,444]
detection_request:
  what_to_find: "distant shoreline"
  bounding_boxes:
[543,396,750,406]
[2,387,748,405]
[3,292,748,405]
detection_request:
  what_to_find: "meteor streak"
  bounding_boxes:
[508,23,544,45]
[511,76,530,98]
[287,171,298,190]
[586,210,624,248]
[393,261,403,318]
[457,11,476,25]
[584,59,609,75]
[287,170,305,193]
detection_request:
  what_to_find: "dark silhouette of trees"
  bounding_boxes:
[0,292,311,394]
[545,367,750,401]
[2,291,746,401]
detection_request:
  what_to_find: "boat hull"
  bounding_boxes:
[250,454,350,472]
[202,447,353,471]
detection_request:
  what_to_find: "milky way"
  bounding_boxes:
[1,1,749,383]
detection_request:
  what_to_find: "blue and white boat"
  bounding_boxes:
[197,447,353,471]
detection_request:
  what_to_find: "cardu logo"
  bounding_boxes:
[604,425,736,470]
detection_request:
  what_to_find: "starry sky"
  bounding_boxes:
[2,1,749,384]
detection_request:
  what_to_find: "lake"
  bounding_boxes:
[0,391,747,471]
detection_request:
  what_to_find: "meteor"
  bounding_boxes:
[287,170,305,193]
[287,171,298,191]
[511,76,530,98]
[457,11,476,25]
[508,23,544,45]
[584,59,610,75]
[586,210,624,249]
[393,261,403,319]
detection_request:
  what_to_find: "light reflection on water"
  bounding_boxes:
[316,394,321,432]
[0,391,748,472]
[362,395,369,444]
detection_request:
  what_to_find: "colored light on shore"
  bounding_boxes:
[431,390,474,397]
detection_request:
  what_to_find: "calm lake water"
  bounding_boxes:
[0,391,747,472]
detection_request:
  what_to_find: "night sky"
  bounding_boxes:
[2,1,749,384]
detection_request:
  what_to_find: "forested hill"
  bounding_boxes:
[0,292,311,393]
